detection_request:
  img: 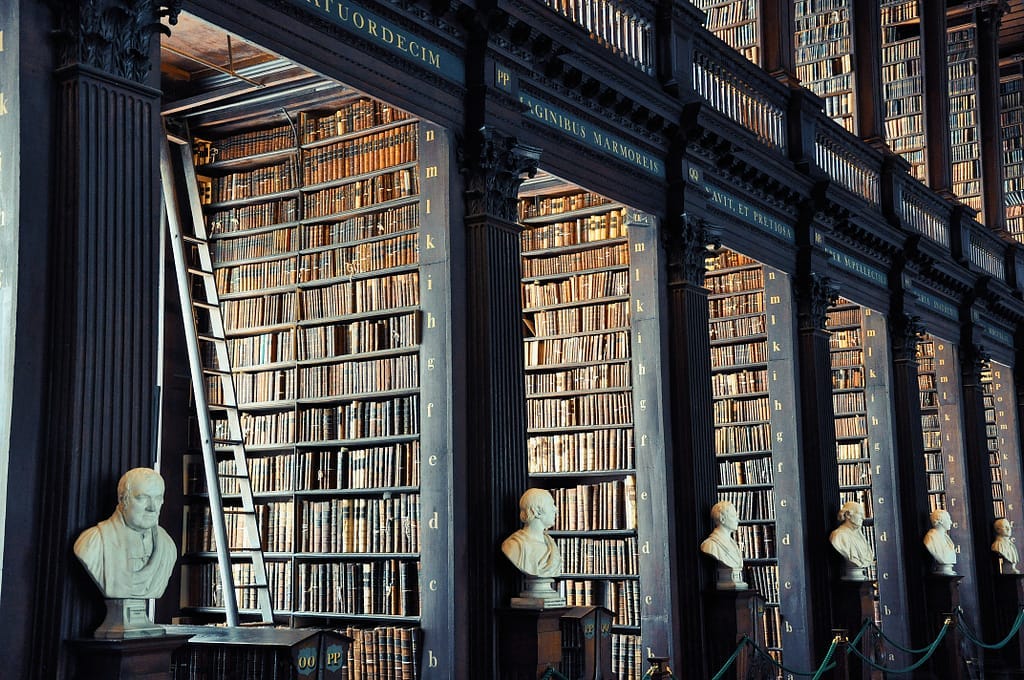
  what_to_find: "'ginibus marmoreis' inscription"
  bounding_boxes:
[286,0,464,84]
[519,93,664,179]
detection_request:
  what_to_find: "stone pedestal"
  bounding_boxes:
[94,599,165,639]
[71,634,189,680]
[511,576,566,609]
[705,588,765,680]
[498,607,569,680]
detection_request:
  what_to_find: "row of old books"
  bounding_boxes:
[527,392,634,429]
[526,362,631,394]
[184,501,294,553]
[705,266,764,295]
[736,523,776,560]
[556,535,639,575]
[709,340,768,368]
[549,478,638,532]
[716,488,776,521]
[522,242,630,278]
[296,396,420,441]
[713,422,771,454]
[712,395,769,424]
[718,455,773,486]
[526,300,629,337]
[711,367,768,397]
[208,197,299,235]
[184,561,293,611]
[304,168,417,220]
[302,126,417,185]
[299,271,419,320]
[297,355,418,399]
[524,330,631,367]
[520,211,628,251]
[296,233,419,282]
[527,428,635,473]
[561,578,640,627]
[222,291,297,330]
[522,270,629,309]
[297,312,419,361]
[708,312,766,341]
[299,494,420,554]
[295,443,420,490]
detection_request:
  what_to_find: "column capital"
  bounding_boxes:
[459,127,541,223]
[890,312,925,361]
[663,212,720,286]
[49,0,182,83]
[797,273,839,332]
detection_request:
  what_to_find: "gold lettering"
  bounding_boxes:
[427,313,437,329]
[0,93,8,116]
[428,651,439,667]
[774,400,782,410]
[427,274,433,290]
[429,512,439,529]
[425,198,431,214]
[784,581,793,589]
[770,295,781,304]
[780,499,788,508]
[425,234,435,249]
[425,129,435,142]
[633,242,645,252]
[644,595,653,605]
[426,402,434,417]
[638,363,646,376]
[639,399,647,411]
[428,454,438,466]
[641,541,651,554]
[782,533,790,545]
[0,30,4,52]
[634,299,644,313]
[429,579,438,591]
[427,357,436,370]
[634,267,641,282]
[640,491,649,500]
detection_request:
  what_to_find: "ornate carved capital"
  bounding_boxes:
[458,127,541,223]
[890,313,925,361]
[663,212,720,286]
[959,341,990,381]
[50,0,182,83]
[797,273,839,332]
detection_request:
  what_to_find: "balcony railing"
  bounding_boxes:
[815,123,880,206]
[537,0,654,73]
[896,178,951,248]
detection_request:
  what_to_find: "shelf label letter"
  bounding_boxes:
[429,512,439,529]
[428,651,438,667]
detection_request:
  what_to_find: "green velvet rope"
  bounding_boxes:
[866,620,937,655]
[710,634,841,679]
[845,618,950,675]
[956,608,1024,651]
[708,636,747,680]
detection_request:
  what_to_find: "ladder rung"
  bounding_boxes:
[182,234,205,245]
[218,473,250,480]
[196,333,226,344]
[203,367,232,377]
[192,300,219,311]
[186,266,215,278]
[213,439,244,447]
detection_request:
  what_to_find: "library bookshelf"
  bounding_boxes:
[1001,65,1024,239]
[705,249,809,671]
[980,360,1024,531]
[691,0,761,65]
[881,0,927,182]
[826,299,907,637]
[794,0,856,133]
[948,19,985,223]
[173,90,454,677]
[517,175,669,680]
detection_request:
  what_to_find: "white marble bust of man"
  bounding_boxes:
[829,500,874,581]
[700,500,744,570]
[74,467,177,599]
[993,518,1020,574]
[924,509,957,576]
[501,488,562,578]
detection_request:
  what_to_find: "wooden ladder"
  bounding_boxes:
[160,132,275,626]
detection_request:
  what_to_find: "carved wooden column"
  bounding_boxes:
[29,2,179,678]
[921,3,951,194]
[959,332,999,639]
[976,4,1007,229]
[662,212,718,678]
[794,262,840,654]
[760,0,796,84]
[851,0,884,143]
[887,307,934,650]
[459,127,539,677]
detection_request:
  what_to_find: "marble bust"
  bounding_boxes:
[502,488,565,608]
[700,500,748,590]
[923,509,957,576]
[829,500,874,581]
[993,518,1020,575]
[74,467,176,637]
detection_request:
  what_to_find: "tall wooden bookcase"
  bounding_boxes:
[981,360,1024,532]
[691,0,761,64]
[517,175,670,680]
[705,249,809,670]
[173,90,455,677]
[948,18,985,222]
[1001,64,1024,240]
[794,0,856,132]
[826,299,907,632]
[881,0,927,182]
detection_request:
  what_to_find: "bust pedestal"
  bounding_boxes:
[833,579,875,680]
[704,589,765,680]
[510,576,566,609]
[71,634,190,680]
[925,574,966,680]
[498,607,569,680]
[94,599,166,639]
[993,572,1024,674]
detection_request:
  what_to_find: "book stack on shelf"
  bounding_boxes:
[827,300,878,576]
[916,337,948,512]
[180,92,440,676]
[794,0,856,132]
[881,0,927,182]
[981,362,1007,519]
[706,249,784,666]
[518,180,643,680]
[691,0,761,64]
[948,21,985,222]
[1001,66,1024,239]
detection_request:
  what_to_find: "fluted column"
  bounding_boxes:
[663,212,719,678]
[30,1,180,677]
[795,268,840,652]
[458,126,540,677]
[921,3,951,194]
[976,4,1007,228]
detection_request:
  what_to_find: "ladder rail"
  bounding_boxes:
[161,134,275,625]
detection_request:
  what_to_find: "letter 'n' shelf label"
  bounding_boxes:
[286,0,464,84]
[518,93,664,178]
